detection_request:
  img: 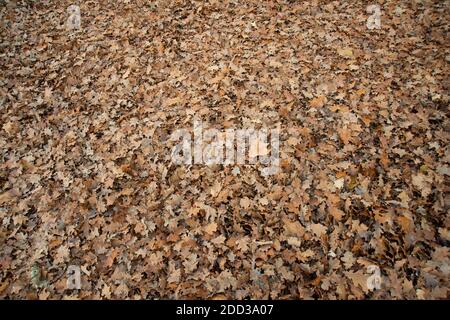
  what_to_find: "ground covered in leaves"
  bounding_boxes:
[0,0,449,299]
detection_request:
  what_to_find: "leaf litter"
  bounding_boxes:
[0,0,449,299]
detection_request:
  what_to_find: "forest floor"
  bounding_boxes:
[0,0,449,299]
